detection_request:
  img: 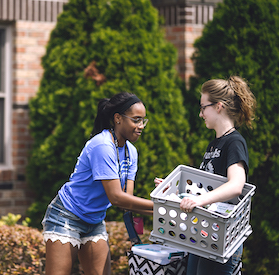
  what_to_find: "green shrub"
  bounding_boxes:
[0,213,31,227]
[27,0,189,228]
[0,213,21,226]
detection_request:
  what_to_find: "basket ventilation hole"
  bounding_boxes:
[163,182,172,193]
[169,210,177,218]
[200,240,208,248]
[190,237,197,244]
[211,244,218,251]
[191,226,198,235]
[197,182,203,188]
[179,234,186,240]
[180,223,187,231]
[191,216,198,224]
[212,223,220,231]
[180,212,187,221]
[207,185,213,191]
[201,220,209,228]
[158,207,167,215]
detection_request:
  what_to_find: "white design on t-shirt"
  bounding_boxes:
[203,148,221,159]
[119,159,133,186]
[205,160,214,174]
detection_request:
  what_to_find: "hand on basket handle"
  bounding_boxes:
[154,177,164,187]
[180,196,200,213]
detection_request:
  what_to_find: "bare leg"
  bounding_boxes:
[45,240,78,275]
[78,240,111,275]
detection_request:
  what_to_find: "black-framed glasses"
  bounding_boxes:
[200,103,216,114]
[122,114,149,127]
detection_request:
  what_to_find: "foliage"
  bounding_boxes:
[186,0,279,274]
[0,221,151,274]
[0,225,45,274]
[0,213,21,226]
[26,0,189,228]
[0,213,31,227]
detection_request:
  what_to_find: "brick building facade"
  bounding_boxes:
[152,0,221,83]
[0,0,221,219]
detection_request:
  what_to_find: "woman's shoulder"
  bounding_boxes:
[230,130,246,142]
[85,130,114,151]
[226,130,247,148]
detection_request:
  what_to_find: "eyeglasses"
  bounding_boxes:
[200,103,216,114]
[122,114,149,127]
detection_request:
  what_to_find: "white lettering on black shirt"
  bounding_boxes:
[203,148,221,159]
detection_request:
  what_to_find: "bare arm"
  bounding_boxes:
[126,179,134,195]
[125,180,153,215]
[180,162,246,212]
[102,179,153,215]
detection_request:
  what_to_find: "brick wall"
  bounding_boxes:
[184,24,204,83]
[164,24,203,84]
[155,3,217,88]
[0,21,56,218]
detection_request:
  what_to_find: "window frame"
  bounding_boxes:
[0,24,12,168]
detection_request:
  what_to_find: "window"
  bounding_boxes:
[0,25,12,167]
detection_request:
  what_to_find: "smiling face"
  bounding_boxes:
[114,102,147,146]
[199,93,219,130]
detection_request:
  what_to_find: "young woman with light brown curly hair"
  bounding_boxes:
[180,76,256,275]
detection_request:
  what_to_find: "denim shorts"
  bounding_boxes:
[42,195,108,249]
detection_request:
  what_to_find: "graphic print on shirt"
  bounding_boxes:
[200,147,221,174]
[204,148,221,159]
[119,159,131,188]
[200,160,214,174]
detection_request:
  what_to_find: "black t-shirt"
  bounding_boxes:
[199,130,249,178]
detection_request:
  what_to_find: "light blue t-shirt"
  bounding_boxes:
[58,129,138,224]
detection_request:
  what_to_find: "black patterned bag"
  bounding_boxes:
[127,250,188,275]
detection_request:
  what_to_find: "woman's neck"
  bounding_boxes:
[110,129,125,147]
[215,122,235,138]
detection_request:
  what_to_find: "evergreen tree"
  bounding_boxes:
[27,0,189,227]
[185,0,279,274]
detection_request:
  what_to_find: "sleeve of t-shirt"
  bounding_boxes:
[226,139,249,176]
[127,142,138,181]
[87,143,120,181]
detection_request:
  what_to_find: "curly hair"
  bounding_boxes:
[201,76,257,128]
